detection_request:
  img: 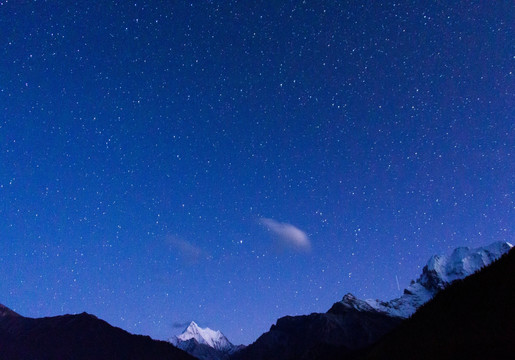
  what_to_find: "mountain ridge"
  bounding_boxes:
[355,245,515,359]
[0,306,195,360]
[231,240,512,360]
[342,241,512,318]
[170,321,244,360]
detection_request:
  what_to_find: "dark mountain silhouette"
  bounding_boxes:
[231,300,402,360]
[354,246,515,360]
[0,306,195,360]
[230,242,512,360]
[307,246,515,360]
[1,243,512,360]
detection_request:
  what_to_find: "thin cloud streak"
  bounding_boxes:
[259,218,311,253]
[166,236,209,264]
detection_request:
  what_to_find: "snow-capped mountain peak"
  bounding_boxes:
[419,241,512,291]
[349,241,513,318]
[171,321,231,350]
[339,293,378,312]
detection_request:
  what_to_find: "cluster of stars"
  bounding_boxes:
[0,0,513,346]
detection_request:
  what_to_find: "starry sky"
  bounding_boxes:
[0,0,513,346]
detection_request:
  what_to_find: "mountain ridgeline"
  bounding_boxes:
[0,241,511,359]
[170,321,245,360]
[231,241,512,360]
[0,307,195,360]
[356,243,515,360]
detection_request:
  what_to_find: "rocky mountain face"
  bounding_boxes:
[231,241,512,360]
[1,241,510,360]
[362,241,513,318]
[170,321,244,360]
[232,302,402,360]
[0,306,195,360]
[357,245,515,359]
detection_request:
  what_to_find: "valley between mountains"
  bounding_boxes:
[0,241,513,359]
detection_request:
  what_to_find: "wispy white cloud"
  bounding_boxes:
[259,218,311,253]
[166,236,209,263]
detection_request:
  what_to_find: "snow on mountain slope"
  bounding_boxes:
[170,321,233,352]
[228,241,512,360]
[169,321,244,360]
[346,241,513,318]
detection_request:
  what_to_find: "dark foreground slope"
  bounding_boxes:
[355,247,515,360]
[231,242,513,360]
[231,301,402,360]
[0,306,195,360]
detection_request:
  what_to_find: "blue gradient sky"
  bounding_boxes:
[0,1,513,345]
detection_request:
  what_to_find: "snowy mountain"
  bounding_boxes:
[170,321,244,360]
[356,242,515,360]
[233,240,513,360]
[344,241,513,318]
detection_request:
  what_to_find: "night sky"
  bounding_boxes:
[0,1,513,345]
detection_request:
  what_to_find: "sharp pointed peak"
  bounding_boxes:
[184,321,221,334]
[187,320,199,328]
[342,293,357,301]
[185,321,209,332]
[172,320,234,352]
